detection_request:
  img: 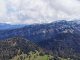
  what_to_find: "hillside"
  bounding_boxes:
[0,23,25,30]
[0,37,72,60]
[0,37,40,60]
[0,20,80,59]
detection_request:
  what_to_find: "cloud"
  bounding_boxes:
[0,0,80,24]
[0,0,6,17]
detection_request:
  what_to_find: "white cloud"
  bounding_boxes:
[0,0,6,17]
[0,0,80,24]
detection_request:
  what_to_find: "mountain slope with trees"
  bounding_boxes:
[0,37,41,60]
[0,20,80,59]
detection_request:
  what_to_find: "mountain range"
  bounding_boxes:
[0,23,25,30]
[0,20,80,60]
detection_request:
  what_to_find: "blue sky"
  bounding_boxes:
[0,0,80,24]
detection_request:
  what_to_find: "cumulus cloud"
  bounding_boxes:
[0,0,80,24]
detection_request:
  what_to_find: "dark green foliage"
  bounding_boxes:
[0,37,79,60]
[11,50,53,60]
[0,37,40,60]
[11,51,75,60]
